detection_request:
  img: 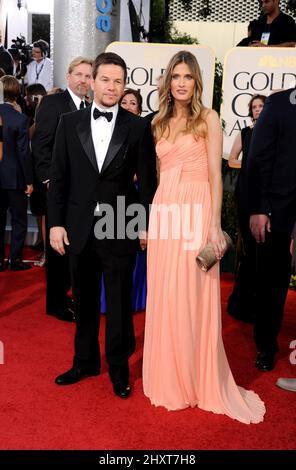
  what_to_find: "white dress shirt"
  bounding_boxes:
[25,58,53,91]
[67,88,86,110]
[91,102,118,173]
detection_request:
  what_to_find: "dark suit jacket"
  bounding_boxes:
[144,111,158,124]
[0,103,32,190]
[47,106,157,255]
[0,46,13,75]
[247,88,296,233]
[32,89,77,183]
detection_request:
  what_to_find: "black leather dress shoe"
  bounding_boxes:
[9,260,31,271]
[113,382,131,399]
[256,352,275,371]
[55,366,100,385]
[47,307,76,322]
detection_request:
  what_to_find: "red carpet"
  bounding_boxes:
[0,250,295,450]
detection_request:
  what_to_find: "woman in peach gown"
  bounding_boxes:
[142,51,265,424]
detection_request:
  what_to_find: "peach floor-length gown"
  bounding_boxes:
[142,134,266,424]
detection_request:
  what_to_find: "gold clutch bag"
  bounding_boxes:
[196,231,233,272]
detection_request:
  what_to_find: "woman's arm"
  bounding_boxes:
[228,132,242,169]
[204,109,226,258]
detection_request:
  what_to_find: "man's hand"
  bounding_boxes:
[250,41,267,47]
[139,230,148,251]
[50,226,69,255]
[250,214,271,243]
[25,184,33,195]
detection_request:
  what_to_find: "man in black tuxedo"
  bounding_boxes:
[32,56,93,322]
[248,88,296,371]
[0,75,33,271]
[48,52,157,398]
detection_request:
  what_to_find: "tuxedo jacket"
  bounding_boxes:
[32,89,78,183]
[0,103,32,190]
[47,106,157,255]
[248,88,296,234]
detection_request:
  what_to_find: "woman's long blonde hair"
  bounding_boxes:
[152,50,206,142]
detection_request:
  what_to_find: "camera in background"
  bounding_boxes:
[8,35,33,79]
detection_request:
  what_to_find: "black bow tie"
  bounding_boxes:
[93,108,113,122]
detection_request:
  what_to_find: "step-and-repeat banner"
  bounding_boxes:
[221,47,296,158]
[106,42,215,115]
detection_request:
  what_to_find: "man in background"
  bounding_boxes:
[250,0,296,47]
[32,56,93,322]
[0,75,33,271]
[25,39,53,91]
[248,87,296,371]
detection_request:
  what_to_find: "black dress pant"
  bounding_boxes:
[69,234,136,384]
[253,230,291,354]
[45,212,71,311]
[227,218,258,322]
[0,189,28,261]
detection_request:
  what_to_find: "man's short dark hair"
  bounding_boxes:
[26,83,47,97]
[33,39,49,57]
[92,52,127,82]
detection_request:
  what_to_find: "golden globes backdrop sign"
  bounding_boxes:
[106,42,215,115]
[221,47,296,157]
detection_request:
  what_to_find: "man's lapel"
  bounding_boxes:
[76,107,100,175]
[63,89,78,113]
[100,107,130,175]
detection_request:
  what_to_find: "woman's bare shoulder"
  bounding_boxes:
[201,107,219,122]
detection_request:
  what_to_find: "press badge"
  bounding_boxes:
[261,32,270,45]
